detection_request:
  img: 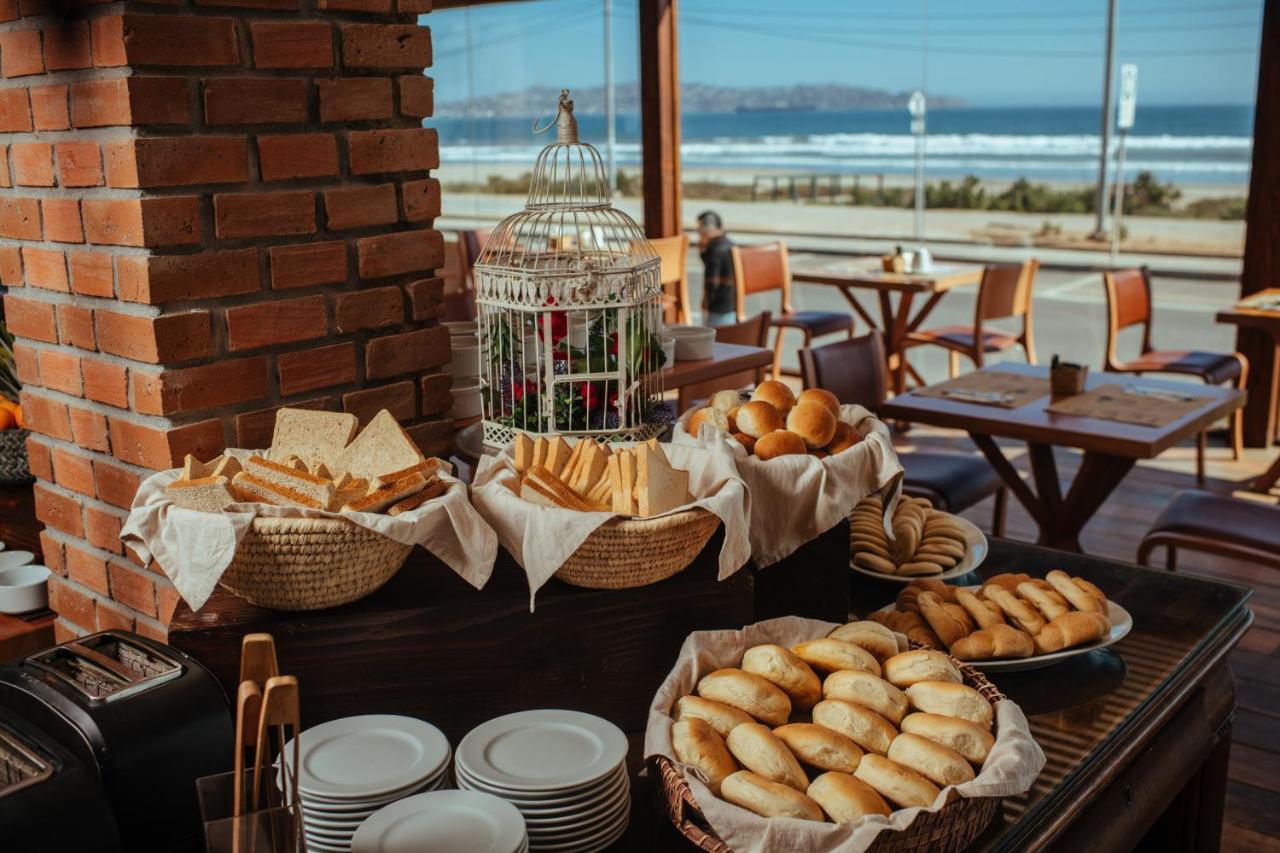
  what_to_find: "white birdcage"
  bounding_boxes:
[475,89,667,448]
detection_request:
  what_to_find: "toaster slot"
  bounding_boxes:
[0,725,52,800]
[23,631,184,704]
[76,632,182,683]
[26,648,132,701]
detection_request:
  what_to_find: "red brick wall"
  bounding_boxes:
[0,0,447,642]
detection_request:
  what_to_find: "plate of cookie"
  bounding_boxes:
[849,496,987,582]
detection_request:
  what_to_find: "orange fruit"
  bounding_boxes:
[12,405,22,429]
[0,409,12,430]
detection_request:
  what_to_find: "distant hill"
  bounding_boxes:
[437,82,966,118]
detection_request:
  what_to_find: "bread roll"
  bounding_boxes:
[671,718,737,795]
[984,587,1045,635]
[1034,611,1110,653]
[823,670,910,725]
[735,400,784,439]
[742,644,822,710]
[882,649,962,688]
[773,723,863,774]
[900,712,995,766]
[949,624,1034,661]
[917,592,971,649]
[696,668,792,727]
[709,389,741,413]
[792,638,881,677]
[811,699,897,756]
[1017,581,1072,621]
[786,402,838,449]
[721,771,824,822]
[853,754,940,809]
[981,573,1031,596]
[1045,569,1107,614]
[751,380,796,416]
[754,430,807,460]
[904,681,993,729]
[674,694,755,738]
[797,387,840,417]
[807,771,890,822]
[688,407,730,436]
[731,432,757,454]
[725,722,808,791]
[826,422,862,455]
[827,620,899,662]
[887,732,974,788]
[954,588,1005,629]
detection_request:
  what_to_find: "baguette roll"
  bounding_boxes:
[811,699,897,756]
[1034,611,1111,653]
[773,723,863,774]
[823,670,909,725]
[696,669,792,727]
[904,681,994,729]
[853,754,940,809]
[720,771,824,822]
[949,624,1035,661]
[792,638,881,677]
[900,712,995,766]
[882,649,962,688]
[671,718,737,795]
[887,732,975,787]
[725,722,809,791]
[807,771,891,822]
[673,695,754,739]
[827,620,899,662]
[742,644,822,710]
[1045,570,1107,614]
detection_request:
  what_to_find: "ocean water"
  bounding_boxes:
[437,104,1254,187]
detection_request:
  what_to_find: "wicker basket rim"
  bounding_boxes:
[597,506,715,532]
[249,514,367,534]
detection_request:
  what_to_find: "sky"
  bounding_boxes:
[429,0,1264,108]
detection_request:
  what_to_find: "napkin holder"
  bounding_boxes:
[1050,356,1087,396]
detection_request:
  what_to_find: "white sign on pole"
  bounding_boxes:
[908,90,926,240]
[1117,63,1138,130]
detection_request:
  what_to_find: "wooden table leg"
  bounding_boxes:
[836,285,879,333]
[1251,451,1280,493]
[880,291,916,396]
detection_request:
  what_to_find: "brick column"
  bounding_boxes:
[0,0,446,642]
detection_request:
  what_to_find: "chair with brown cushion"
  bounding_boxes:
[906,260,1039,377]
[1137,489,1280,572]
[678,312,771,412]
[1103,267,1247,481]
[731,241,855,381]
[801,331,1007,534]
[650,235,691,325]
[444,227,492,321]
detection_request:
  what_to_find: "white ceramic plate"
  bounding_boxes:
[527,803,629,851]
[850,515,987,584]
[488,770,627,818]
[351,790,527,853]
[297,765,448,810]
[456,710,627,793]
[454,761,625,805]
[0,551,35,571]
[521,784,629,831]
[285,715,451,800]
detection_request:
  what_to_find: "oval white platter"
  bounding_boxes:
[850,515,987,583]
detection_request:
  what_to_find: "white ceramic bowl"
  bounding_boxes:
[0,564,51,614]
[451,380,483,420]
[450,343,480,381]
[660,335,676,367]
[666,326,715,361]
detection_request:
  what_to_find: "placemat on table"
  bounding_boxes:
[1047,383,1209,427]
[914,370,1049,408]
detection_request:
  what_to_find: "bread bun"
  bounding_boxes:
[731,432,757,453]
[727,405,742,432]
[786,402,838,449]
[773,723,863,774]
[671,718,737,795]
[853,754,940,809]
[688,407,730,436]
[826,422,862,455]
[797,388,840,417]
[822,670,910,725]
[742,644,822,710]
[751,380,796,416]
[792,638,881,677]
[882,649,962,688]
[1017,581,1072,621]
[887,732,974,788]
[725,722,808,791]
[811,699,897,756]
[1045,569,1107,614]
[735,401,784,439]
[807,771,890,822]
[949,624,1034,661]
[954,588,1005,629]
[754,430,807,460]
[1034,611,1110,653]
[696,668,792,727]
[904,681,993,729]
[899,712,995,766]
[827,620,899,662]
[674,694,755,739]
[709,389,741,413]
[721,771,824,821]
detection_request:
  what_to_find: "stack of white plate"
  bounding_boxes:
[455,710,630,852]
[351,790,528,853]
[279,715,452,853]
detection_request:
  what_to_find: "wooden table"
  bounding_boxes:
[0,483,51,662]
[879,364,1246,552]
[791,254,984,393]
[1216,289,1280,491]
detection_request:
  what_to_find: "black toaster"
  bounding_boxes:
[0,630,233,851]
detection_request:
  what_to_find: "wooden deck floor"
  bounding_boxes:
[897,426,1280,851]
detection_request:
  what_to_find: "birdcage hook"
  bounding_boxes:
[531,89,579,144]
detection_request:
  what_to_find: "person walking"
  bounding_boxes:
[697,211,736,327]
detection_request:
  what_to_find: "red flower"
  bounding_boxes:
[512,379,536,402]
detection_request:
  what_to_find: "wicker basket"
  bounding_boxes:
[219,515,411,611]
[0,428,32,485]
[652,640,1007,853]
[554,508,720,589]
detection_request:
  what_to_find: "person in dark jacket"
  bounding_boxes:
[697,211,736,327]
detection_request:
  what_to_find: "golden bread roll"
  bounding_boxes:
[1034,611,1111,653]
[727,405,742,431]
[904,681,993,729]
[827,620,899,662]
[792,638,881,677]
[811,699,897,756]
[731,432,757,454]
[797,387,840,417]
[917,592,971,649]
[1017,581,1072,621]
[674,694,755,738]
[882,649,962,688]
[1045,570,1107,614]
[807,771,891,822]
[983,587,1045,635]
[688,406,730,436]
[725,722,808,791]
[887,732,974,788]
[1073,576,1107,602]
[751,380,796,416]
[773,723,863,774]
[853,754,940,809]
[742,644,822,710]
[900,712,995,766]
[671,718,737,795]
[709,389,741,413]
[696,668,792,727]
[954,588,1005,629]
[981,573,1031,596]
[822,670,909,726]
[949,624,1035,661]
[786,402,838,449]
[826,422,862,455]
[912,578,958,601]
[754,430,807,460]
[721,771,824,821]
[735,400,784,439]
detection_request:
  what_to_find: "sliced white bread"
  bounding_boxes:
[636,443,689,517]
[231,472,327,509]
[532,437,549,470]
[343,472,427,513]
[513,433,535,473]
[545,437,571,477]
[619,449,637,515]
[372,458,440,490]
[245,455,335,507]
[335,410,423,480]
[572,442,609,496]
[388,479,448,516]
[182,454,219,480]
[166,475,236,512]
[212,455,242,480]
[269,408,359,469]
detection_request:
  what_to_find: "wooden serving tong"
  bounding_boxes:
[234,633,280,818]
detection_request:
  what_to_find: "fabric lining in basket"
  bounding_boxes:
[555,508,720,589]
[0,428,32,485]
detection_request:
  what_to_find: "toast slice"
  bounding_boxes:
[388,478,449,516]
[212,455,242,480]
[343,472,428,514]
[635,443,689,517]
[520,478,564,509]
[182,454,220,480]
[607,453,628,515]
[372,458,440,491]
[336,410,423,480]
[562,439,586,485]
[571,441,608,496]
[513,433,536,473]
[245,455,335,507]
[231,471,328,509]
[526,466,608,512]
[618,449,637,515]
[166,475,236,512]
[544,437,570,478]
[532,437,549,470]
[269,408,359,469]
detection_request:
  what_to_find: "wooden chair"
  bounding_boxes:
[731,241,855,381]
[650,235,691,325]
[906,260,1039,377]
[800,331,1007,534]
[1102,267,1247,482]
[1137,489,1280,572]
[677,312,771,412]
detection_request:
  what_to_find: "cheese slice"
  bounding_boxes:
[513,434,536,473]
[619,450,637,516]
[545,437,570,478]
[635,444,689,518]
[532,437,549,471]
[572,441,609,496]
